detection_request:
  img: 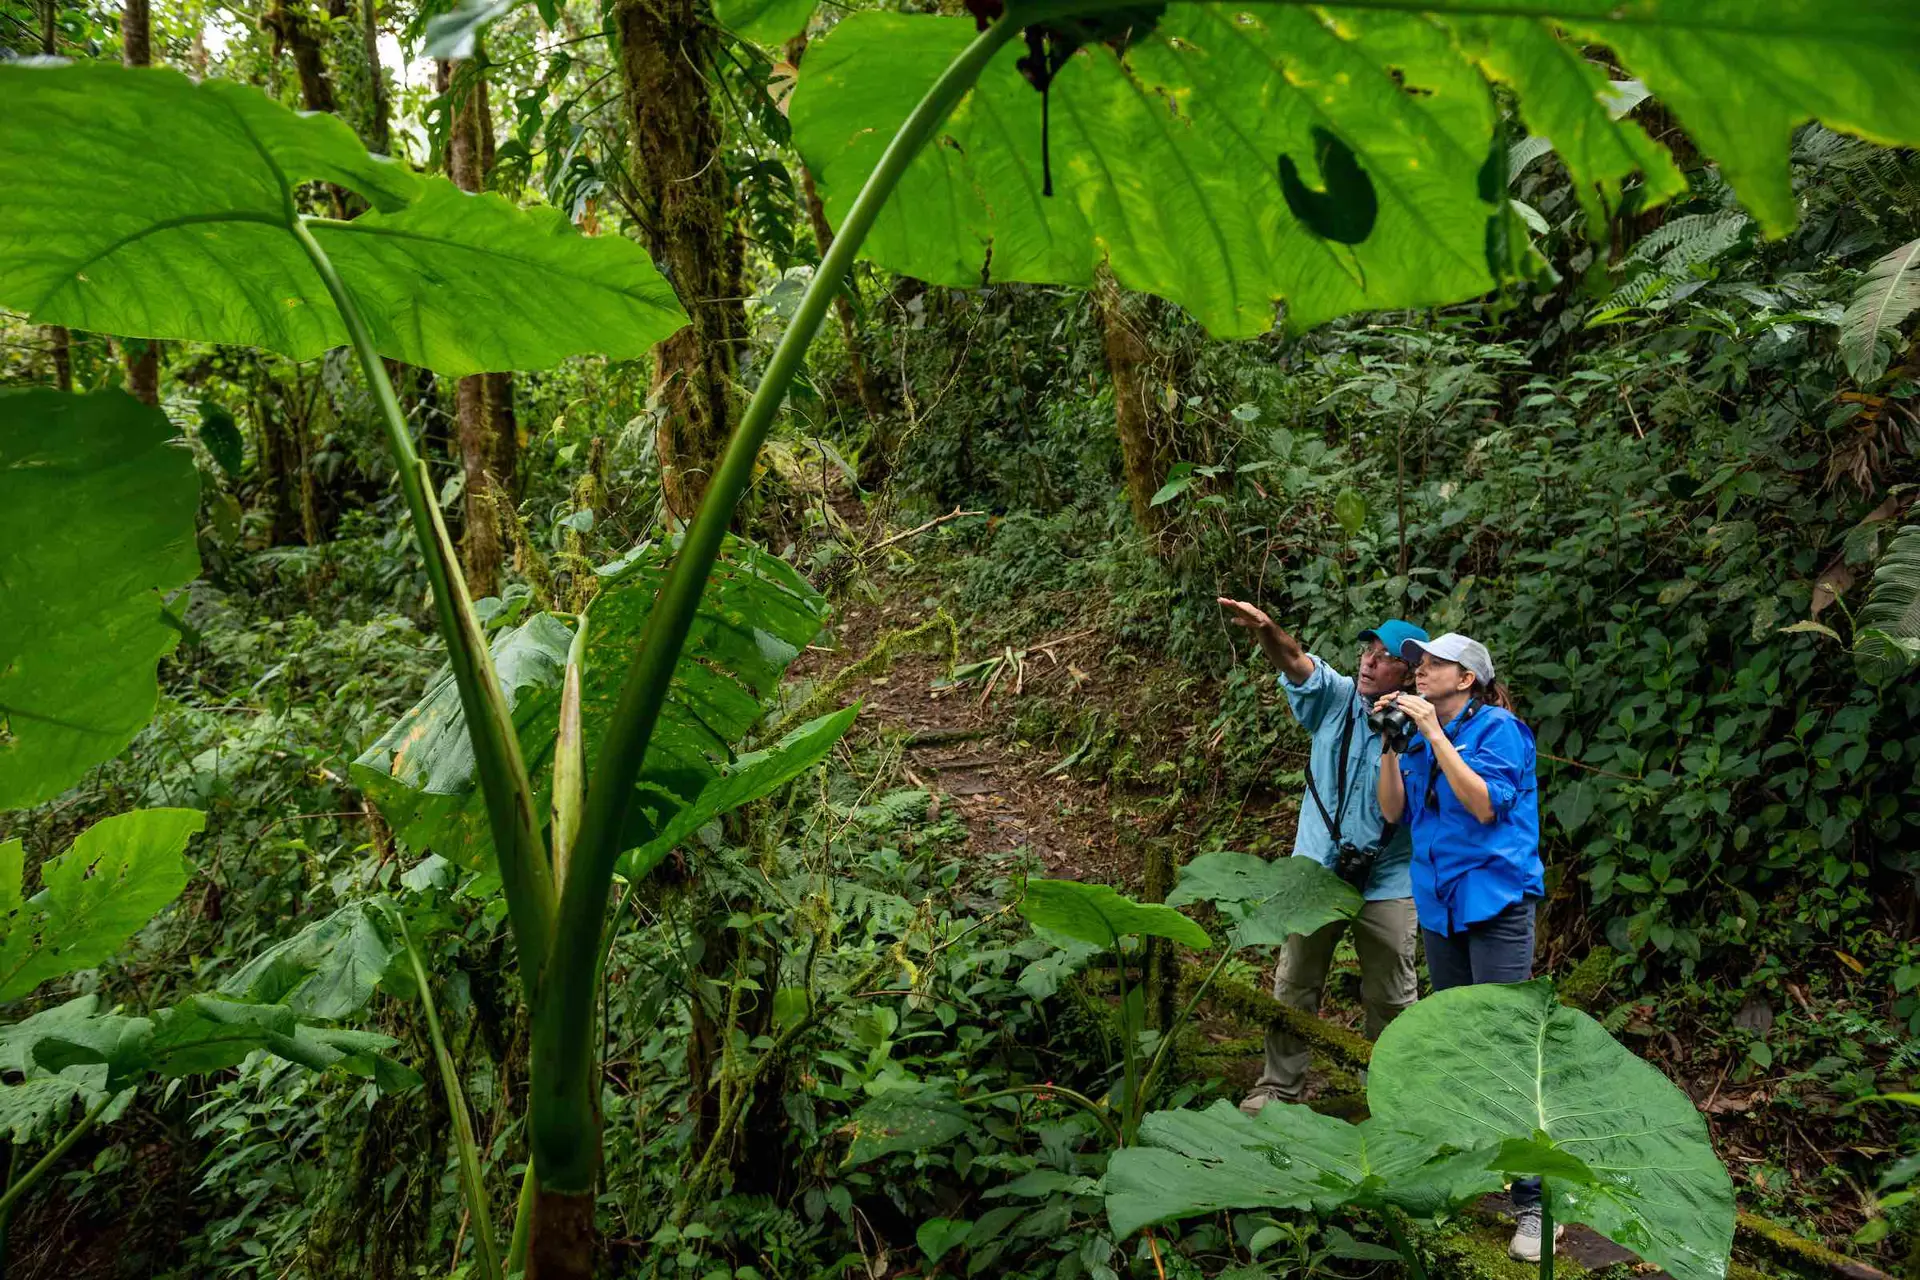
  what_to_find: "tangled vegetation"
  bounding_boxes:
[2,0,1919,1278]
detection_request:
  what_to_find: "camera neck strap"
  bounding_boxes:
[1421,700,1482,812]
[1303,696,1361,843]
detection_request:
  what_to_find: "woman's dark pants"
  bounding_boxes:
[1422,898,1540,1210]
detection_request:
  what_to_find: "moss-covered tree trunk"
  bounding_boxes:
[615,0,746,524]
[438,55,520,599]
[1094,267,1171,540]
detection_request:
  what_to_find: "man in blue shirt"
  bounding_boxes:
[1218,598,1429,1114]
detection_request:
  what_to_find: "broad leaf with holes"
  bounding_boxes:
[0,809,204,1002]
[1165,852,1361,947]
[1104,1099,1502,1237]
[355,537,834,870]
[220,901,404,1020]
[1369,979,1733,1280]
[1018,879,1211,951]
[0,64,686,375]
[792,4,1920,337]
[0,390,200,810]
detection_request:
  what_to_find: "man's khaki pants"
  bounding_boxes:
[1244,897,1419,1109]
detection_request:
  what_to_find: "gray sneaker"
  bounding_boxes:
[1508,1207,1565,1263]
[1237,1089,1289,1117]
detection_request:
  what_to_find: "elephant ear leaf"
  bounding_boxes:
[1368,979,1734,1280]
[0,63,687,376]
[0,389,201,810]
[0,810,205,1003]
[791,4,1920,337]
[713,0,816,46]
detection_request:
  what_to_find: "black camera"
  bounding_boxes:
[1332,840,1377,889]
[1368,700,1417,753]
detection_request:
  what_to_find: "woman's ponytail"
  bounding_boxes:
[1472,677,1515,712]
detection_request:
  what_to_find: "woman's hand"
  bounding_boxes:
[1377,691,1443,740]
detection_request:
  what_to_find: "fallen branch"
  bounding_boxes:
[868,506,983,553]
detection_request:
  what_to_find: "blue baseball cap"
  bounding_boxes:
[1358,619,1429,657]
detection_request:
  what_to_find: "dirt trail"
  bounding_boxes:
[799,594,1138,884]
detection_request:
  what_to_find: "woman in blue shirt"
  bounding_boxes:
[1373,632,1552,1261]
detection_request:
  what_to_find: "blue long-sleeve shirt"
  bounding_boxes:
[1397,702,1543,935]
[1280,657,1413,901]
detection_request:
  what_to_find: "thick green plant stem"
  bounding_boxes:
[392,905,502,1280]
[0,1092,112,1220]
[508,1159,535,1275]
[1540,1180,1554,1280]
[527,10,1022,1195]
[290,218,555,974]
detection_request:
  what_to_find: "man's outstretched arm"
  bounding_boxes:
[1217,598,1315,685]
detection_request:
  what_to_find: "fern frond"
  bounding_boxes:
[1856,524,1920,677]
[1625,211,1751,266]
[1840,238,1920,381]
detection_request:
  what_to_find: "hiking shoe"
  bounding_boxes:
[1508,1207,1565,1262]
[1237,1089,1291,1117]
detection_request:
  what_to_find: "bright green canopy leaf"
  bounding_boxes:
[792,3,1920,337]
[1370,979,1734,1280]
[1165,851,1361,947]
[1105,1099,1502,1238]
[0,390,201,810]
[1018,879,1211,951]
[354,538,833,870]
[0,808,204,1003]
[0,63,687,376]
[714,0,815,46]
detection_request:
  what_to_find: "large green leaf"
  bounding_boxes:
[791,4,1920,338]
[1018,879,1211,951]
[1164,852,1361,947]
[354,537,833,870]
[219,901,403,1020]
[0,64,686,376]
[27,993,418,1092]
[1369,979,1733,1280]
[713,0,815,46]
[1104,1099,1502,1238]
[615,706,860,879]
[0,809,204,1002]
[1856,525,1920,677]
[0,390,201,810]
[842,1088,973,1166]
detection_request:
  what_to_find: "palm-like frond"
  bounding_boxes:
[1856,524,1920,677]
[1841,238,1920,381]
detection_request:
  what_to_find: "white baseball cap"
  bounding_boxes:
[1400,632,1496,688]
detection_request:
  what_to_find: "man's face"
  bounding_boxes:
[1356,639,1412,698]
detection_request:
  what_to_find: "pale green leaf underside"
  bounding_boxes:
[0,391,201,811]
[219,900,401,1021]
[1369,980,1733,1280]
[1165,851,1361,946]
[0,808,205,1003]
[0,64,687,375]
[1018,878,1212,951]
[793,3,1920,338]
[354,538,832,870]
